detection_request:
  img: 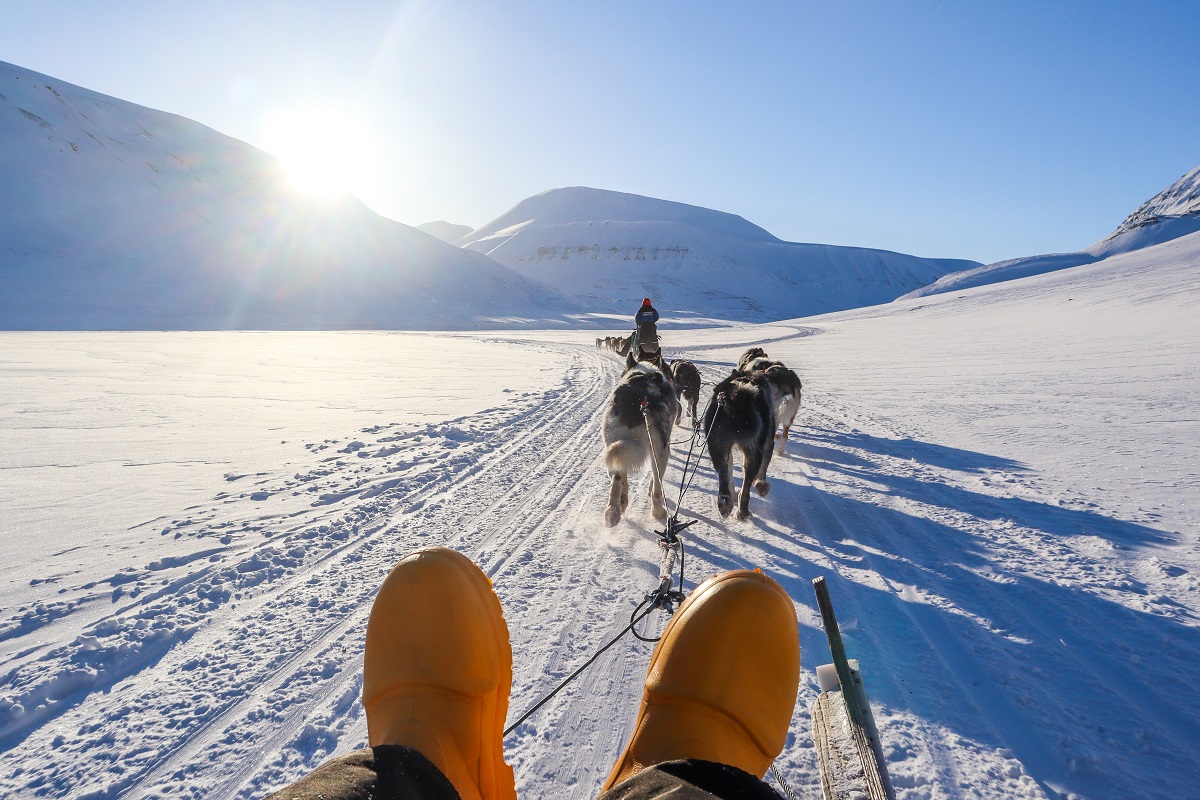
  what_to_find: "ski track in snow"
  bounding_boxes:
[2,331,1197,800]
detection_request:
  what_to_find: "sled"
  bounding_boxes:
[810,577,895,800]
[630,326,660,356]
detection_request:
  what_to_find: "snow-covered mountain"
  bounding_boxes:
[1088,165,1200,258]
[416,220,474,245]
[0,61,578,329]
[904,165,1200,299]
[0,60,977,329]
[460,187,978,322]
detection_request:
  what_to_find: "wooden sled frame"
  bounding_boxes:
[810,576,896,800]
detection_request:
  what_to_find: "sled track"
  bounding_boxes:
[167,345,622,800]
[0,343,626,799]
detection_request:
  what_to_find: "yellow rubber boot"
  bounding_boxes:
[603,569,800,790]
[362,547,517,800]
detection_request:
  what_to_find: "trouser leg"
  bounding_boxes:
[598,759,783,800]
[265,745,461,800]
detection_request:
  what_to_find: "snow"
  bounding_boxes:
[0,60,579,330]
[416,221,475,245]
[3,229,1198,800]
[906,166,1200,300]
[3,52,1200,800]
[460,187,979,323]
[1092,166,1200,253]
[2,57,979,331]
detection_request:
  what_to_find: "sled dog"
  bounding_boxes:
[668,359,702,428]
[702,371,775,520]
[736,347,768,372]
[602,353,680,527]
[742,359,803,454]
[637,347,668,372]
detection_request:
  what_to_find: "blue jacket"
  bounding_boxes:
[635,306,659,327]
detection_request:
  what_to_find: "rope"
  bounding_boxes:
[503,387,726,741]
[505,391,692,735]
[632,536,686,641]
[504,601,656,737]
[672,392,722,513]
[770,764,800,800]
[643,391,721,521]
[643,398,672,515]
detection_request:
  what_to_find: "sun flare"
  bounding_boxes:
[262,107,373,198]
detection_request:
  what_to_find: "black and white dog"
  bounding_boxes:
[702,371,775,520]
[743,358,803,454]
[668,359,702,428]
[736,347,768,372]
[602,353,681,527]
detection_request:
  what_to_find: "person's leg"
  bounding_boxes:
[264,745,460,800]
[266,547,515,800]
[600,569,800,799]
[598,758,782,800]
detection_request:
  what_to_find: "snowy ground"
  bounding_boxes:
[2,236,1198,800]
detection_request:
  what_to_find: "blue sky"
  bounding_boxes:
[3,0,1198,263]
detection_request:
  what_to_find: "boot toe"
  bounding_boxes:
[604,569,800,790]
[363,547,515,800]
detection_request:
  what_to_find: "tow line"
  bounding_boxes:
[504,395,722,735]
[500,386,800,798]
[502,513,692,737]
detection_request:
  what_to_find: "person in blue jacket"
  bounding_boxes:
[632,298,660,357]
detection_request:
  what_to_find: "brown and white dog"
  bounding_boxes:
[736,347,768,372]
[668,359,702,428]
[601,353,680,526]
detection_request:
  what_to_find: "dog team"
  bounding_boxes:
[600,342,802,525]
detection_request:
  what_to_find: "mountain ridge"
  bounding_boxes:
[0,60,579,330]
[460,186,978,321]
[903,165,1200,300]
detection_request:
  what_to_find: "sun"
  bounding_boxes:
[262,107,373,198]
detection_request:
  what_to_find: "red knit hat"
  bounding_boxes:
[642,298,652,306]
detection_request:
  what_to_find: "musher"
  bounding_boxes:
[631,298,661,360]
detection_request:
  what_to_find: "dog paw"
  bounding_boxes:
[736,507,753,521]
[652,504,668,521]
[604,506,622,527]
[754,479,771,497]
[717,496,733,518]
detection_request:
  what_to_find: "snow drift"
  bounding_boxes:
[0,61,578,330]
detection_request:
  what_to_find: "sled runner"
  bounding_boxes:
[810,577,895,800]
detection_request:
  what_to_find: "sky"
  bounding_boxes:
[2,0,1198,264]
